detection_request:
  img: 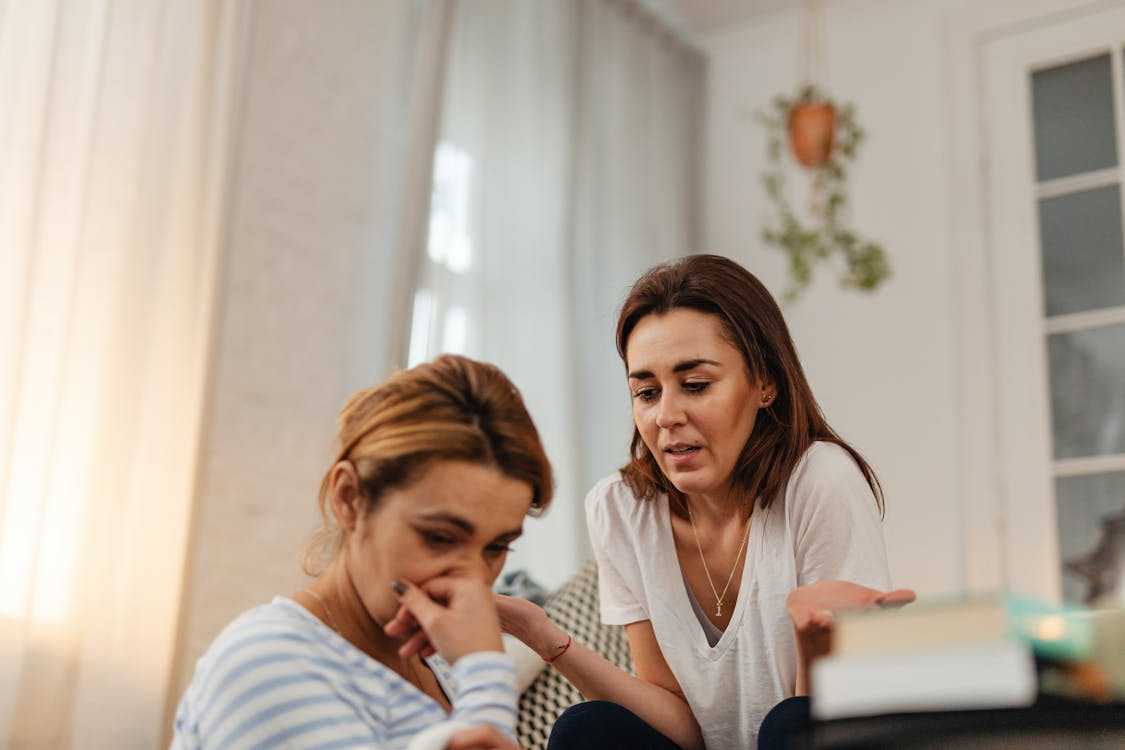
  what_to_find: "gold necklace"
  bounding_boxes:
[303,587,430,693]
[303,587,342,633]
[686,504,751,618]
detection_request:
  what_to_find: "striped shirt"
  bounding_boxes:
[171,597,518,750]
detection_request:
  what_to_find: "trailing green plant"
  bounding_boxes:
[756,84,890,302]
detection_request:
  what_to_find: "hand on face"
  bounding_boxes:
[384,576,504,664]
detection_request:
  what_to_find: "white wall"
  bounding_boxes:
[166,0,433,720]
[702,0,977,596]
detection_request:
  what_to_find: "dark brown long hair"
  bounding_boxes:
[302,354,554,574]
[616,254,882,518]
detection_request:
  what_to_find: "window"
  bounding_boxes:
[974,4,1125,600]
[1030,50,1125,603]
[409,142,476,366]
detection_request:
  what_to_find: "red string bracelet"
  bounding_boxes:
[542,634,572,664]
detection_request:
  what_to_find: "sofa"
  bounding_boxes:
[515,560,634,749]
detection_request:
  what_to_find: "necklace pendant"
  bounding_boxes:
[715,602,722,617]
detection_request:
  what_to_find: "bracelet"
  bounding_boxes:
[542,634,572,664]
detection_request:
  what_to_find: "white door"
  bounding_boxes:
[983,3,1125,602]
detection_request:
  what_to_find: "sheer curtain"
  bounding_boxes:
[167,0,455,725]
[0,1,239,747]
[412,0,705,587]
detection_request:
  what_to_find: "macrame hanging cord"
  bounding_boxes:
[798,0,828,90]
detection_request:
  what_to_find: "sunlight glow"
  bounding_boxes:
[408,289,436,367]
[442,306,467,354]
[427,142,473,273]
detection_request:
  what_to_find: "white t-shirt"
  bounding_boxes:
[586,441,891,749]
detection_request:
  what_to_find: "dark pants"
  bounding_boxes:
[546,696,811,750]
[547,700,683,750]
[758,696,811,749]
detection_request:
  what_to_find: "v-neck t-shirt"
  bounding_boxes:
[585,441,891,749]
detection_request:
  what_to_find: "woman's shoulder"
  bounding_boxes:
[783,441,879,517]
[586,471,630,500]
[215,597,319,642]
[792,441,866,484]
[189,598,337,687]
[584,472,663,530]
[585,471,659,510]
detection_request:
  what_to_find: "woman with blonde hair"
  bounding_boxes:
[172,354,553,750]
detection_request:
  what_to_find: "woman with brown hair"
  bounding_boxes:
[172,354,553,750]
[499,255,912,749]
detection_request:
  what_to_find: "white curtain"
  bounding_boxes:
[0,1,239,747]
[168,0,455,718]
[413,0,705,587]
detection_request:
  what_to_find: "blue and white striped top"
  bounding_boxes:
[171,597,518,750]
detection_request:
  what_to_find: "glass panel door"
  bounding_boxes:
[1031,49,1125,604]
[983,6,1125,602]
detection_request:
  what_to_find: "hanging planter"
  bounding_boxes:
[754,0,890,303]
[757,84,890,303]
[787,99,836,167]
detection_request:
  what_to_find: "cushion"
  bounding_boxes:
[516,559,634,749]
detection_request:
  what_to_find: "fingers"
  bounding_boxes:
[384,604,420,638]
[875,588,917,608]
[393,579,446,630]
[390,577,503,663]
[808,608,835,629]
[385,602,436,658]
[787,581,917,632]
[397,626,433,660]
[444,724,520,750]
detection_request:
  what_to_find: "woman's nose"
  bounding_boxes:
[655,392,686,428]
[446,555,493,585]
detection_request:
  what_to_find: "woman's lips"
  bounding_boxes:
[664,445,701,466]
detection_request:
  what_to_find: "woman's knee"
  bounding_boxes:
[758,695,811,749]
[547,700,681,750]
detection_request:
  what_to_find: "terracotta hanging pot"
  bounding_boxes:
[787,101,836,167]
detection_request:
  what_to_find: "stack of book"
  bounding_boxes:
[810,595,1055,720]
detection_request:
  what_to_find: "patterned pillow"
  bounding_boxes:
[516,560,635,749]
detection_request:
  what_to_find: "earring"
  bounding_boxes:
[762,394,773,404]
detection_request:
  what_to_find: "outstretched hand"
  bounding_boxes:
[787,580,915,632]
[787,580,915,695]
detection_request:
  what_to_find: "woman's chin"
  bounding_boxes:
[664,470,716,498]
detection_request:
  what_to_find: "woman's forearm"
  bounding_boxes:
[555,639,702,750]
[530,628,703,750]
[496,594,703,750]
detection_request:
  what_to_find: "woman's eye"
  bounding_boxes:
[485,544,514,557]
[422,531,455,548]
[632,388,658,402]
[683,381,709,393]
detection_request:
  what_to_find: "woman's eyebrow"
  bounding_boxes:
[417,512,523,539]
[416,512,474,534]
[628,358,721,380]
[673,358,720,373]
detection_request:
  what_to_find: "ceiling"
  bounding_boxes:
[660,0,798,36]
